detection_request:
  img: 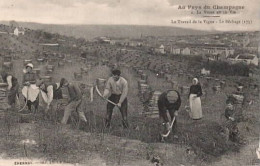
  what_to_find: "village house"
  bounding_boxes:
[110,40,116,45]
[201,44,234,58]
[128,40,143,47]
[228,53,258,66]
[195,44,234,59]
[154,45,165,54]
[0,31,7,34]
[169,43,233,58]
[109,39,129,46]
[170,46,181,55]
[170,45,191,55]
[13,27,25,36]
[95,36,111,44]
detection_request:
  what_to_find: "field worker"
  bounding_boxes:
[36,79,63,119]
[60,78,87,124]
[21,63,40,113]
[188,78,203,120]
[0,71,19,109]
[224,101,240,142]
[103,69,129,128]
[158,90,181,133]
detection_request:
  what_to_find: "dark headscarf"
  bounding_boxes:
[112,69,121,76]
[60,78,67,87]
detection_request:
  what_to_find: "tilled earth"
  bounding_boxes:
[0,56,260,166]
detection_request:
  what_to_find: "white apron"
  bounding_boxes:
[22,84,40,102]
[189,94,202,119]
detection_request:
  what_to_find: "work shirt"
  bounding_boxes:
[67,83,82,103]
[104,77,128,104]
[23,72,37,84]
[3,75,18,90]
[225,104,235,120]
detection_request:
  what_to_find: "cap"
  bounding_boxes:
[167,90,179,103]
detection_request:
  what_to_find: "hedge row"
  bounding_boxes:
[204,61,250,76]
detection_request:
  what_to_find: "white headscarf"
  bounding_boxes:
[26,63,34,69]
[23,63,34,73]
[193,78,199,85]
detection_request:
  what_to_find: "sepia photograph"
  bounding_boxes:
[0,0,259,165]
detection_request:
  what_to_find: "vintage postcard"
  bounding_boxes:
[0,0,259,166]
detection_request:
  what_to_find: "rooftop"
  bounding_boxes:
[236,54,256,60]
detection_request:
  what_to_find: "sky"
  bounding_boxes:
[0,0,259,31]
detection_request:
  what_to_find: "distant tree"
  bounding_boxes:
[9,20,19,28]
[43,32,52,40]
[78,37,86,43]
[205,61,249,76]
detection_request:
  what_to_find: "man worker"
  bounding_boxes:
[0,71,19,109]
[60,78,87,124]
[36,79,63,119]
[224,101,240,142]
[103,69,129,128]
[158,90,181,134]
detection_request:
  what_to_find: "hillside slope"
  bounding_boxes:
[0,21,217,39]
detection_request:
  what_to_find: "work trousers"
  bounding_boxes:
[106,94,128,128]
[61,99,87,124]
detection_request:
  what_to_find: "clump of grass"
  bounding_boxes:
[35,123,78,161]
[0,112,20,140]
